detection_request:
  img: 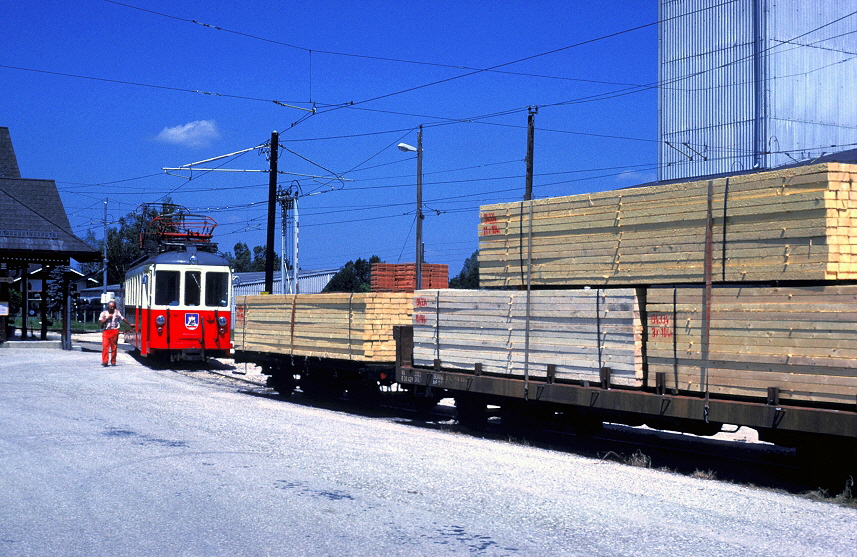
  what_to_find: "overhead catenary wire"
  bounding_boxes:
[13,3,849,198]
[103,0,748,119]
[184,134,857,236]
[0,64,316,113]
[536,7,857,111]
[68,133,856,241]
[105,0,724,88]
[7,1,849,143]
[60,135,856,228]
[39,3,857,267]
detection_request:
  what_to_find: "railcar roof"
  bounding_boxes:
[129,248,229,270]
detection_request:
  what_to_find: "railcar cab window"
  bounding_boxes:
[206,272,229,307]
[155,270,180,306]
[185,271,201,306]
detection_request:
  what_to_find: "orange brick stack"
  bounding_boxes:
[371,262,449,292]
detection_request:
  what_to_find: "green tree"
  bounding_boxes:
[449,250,479,289]
[45,267,67,314]
[250,245,281,272]
[79,230,101,276]
[221,242,280,273]
[323,255,381,293]
[221,242,251,272]
[8,288,22,318]
[78,204,164,285]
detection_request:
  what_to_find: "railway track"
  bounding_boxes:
[174,364,853,498]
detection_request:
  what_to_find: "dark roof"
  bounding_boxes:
[634,147,857,190]
[0,127,21,179]
[0,178,100,263]
[0,127,99,265]
[790,147,857,166]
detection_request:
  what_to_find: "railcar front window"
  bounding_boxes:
[155,271,180,306]
[185,271,201,306]
[205,272,229,307]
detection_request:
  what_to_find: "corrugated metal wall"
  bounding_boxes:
[659,0,857,181]
[766,2,857,168]
[659,0,756,180]
[232,270,337,297]
[230,270,338,330]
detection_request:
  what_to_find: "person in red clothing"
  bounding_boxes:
[98,300,130,367]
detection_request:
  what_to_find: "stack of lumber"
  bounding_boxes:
[234,292,413,362]
[371,263,449,292]
[412,289,644,386]
[646,285,857,406]
[479,162,857,287]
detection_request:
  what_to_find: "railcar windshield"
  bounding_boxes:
[205,272,230,307]
[155,270,180,306]
[185,271,201,306]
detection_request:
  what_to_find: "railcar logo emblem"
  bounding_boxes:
[185,313,199,330]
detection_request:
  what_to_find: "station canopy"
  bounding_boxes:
[0,127,99,267]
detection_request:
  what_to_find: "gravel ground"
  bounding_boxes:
[1,337,854,556]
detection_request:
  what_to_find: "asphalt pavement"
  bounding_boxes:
[0,343,855,556]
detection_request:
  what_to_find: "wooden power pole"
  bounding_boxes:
[265,131,279,294]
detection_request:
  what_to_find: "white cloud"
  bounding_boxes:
[156,120,221,148]
[614,170,657,186]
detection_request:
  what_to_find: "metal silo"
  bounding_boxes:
[659,0,857,182]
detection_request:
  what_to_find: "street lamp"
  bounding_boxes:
[397,125,423,290]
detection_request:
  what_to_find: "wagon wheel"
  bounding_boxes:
[299,373,344,401]
[265,373,295,397]
[455,394,488,431]
[347,379,382,408]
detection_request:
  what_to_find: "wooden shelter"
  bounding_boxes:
[0,127,100,346]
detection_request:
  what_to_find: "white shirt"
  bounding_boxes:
[99,309,124,330]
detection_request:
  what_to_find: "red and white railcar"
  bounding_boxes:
[124,206,232,362]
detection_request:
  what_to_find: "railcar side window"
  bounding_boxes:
[205,272,229,307]
[155,271,180,306]
[185,271,201,306]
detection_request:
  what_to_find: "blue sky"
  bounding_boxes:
[1,1,659,275]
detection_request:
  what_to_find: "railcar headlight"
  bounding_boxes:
[218,316,227,326]
[156,315,166,326]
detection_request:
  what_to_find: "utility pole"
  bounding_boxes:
[525,107,537,201]
[523,106,537,400]
[102,198,108,306]
[293,197,299,294]
[265,131,279,294]
[278,185,299,295]
[415,125,423,291]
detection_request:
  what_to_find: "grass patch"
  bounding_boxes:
[600,449,652,469]
[802,477,856,508]
[626,450,652,469]
[9,318,104,333]
[691,469,718,481]
[505,436,531,448]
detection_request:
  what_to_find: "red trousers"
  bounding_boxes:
[102,329,120,364]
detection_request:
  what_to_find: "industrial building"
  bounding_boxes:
[659,0,857,181]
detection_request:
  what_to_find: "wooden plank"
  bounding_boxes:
[644,283,857,404]
[413,288,644,386]
[479,163,857,285]
[235,292,413,361]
